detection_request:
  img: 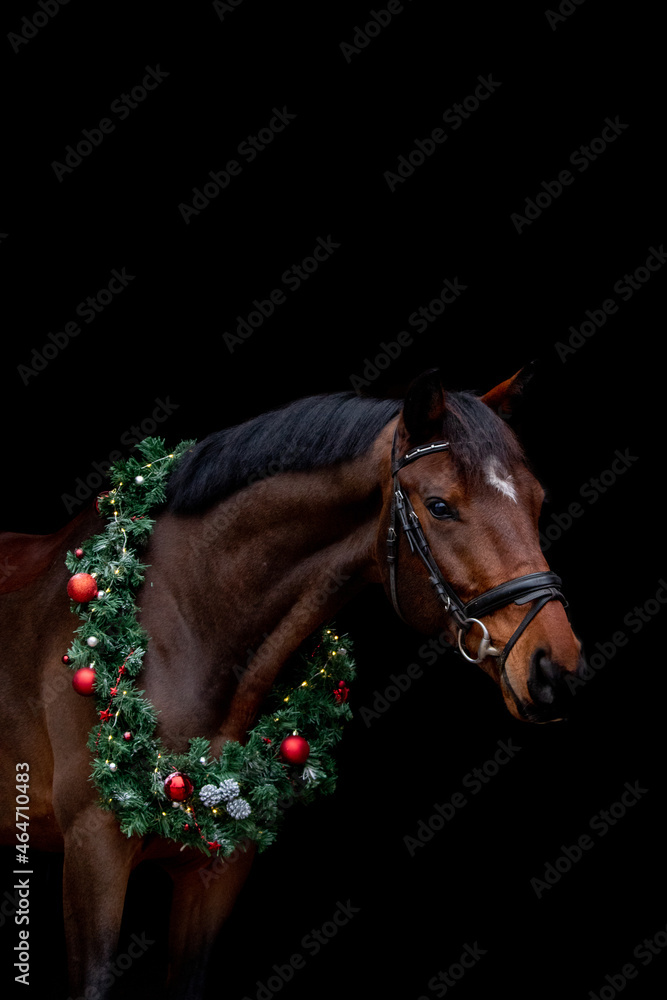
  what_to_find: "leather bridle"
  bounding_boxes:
[386,431,567,668]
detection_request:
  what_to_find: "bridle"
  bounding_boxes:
[386,431,567,668]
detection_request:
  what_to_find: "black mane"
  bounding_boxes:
[166,389,524,515]
[166,393,402,514]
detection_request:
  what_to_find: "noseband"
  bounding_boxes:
[386,432,567,667]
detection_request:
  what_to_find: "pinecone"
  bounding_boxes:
[219,779,241,802]
[226,797,252,820]
[199,784,224,807]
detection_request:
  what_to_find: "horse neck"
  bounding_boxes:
[137,431,392,751]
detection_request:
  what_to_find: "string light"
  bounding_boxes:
[69,439,355,857]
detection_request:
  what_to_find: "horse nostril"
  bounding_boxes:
[528,649,560,706]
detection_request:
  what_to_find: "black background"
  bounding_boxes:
[1,2,665,998]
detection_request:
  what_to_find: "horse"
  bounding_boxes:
[0,367,586,999]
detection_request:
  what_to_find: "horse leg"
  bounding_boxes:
[62,805,138,999]
[165,843,257,999]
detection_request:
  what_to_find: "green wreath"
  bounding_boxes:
[63,438,355,856]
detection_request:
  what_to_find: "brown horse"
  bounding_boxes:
[0,368,585,998]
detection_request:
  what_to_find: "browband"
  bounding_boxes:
[387,430,568,667]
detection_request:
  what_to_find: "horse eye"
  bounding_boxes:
[426,499,453,520]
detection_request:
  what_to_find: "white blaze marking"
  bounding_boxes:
[486,459,518,502]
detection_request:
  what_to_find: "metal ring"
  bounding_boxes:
[457,618,501,664]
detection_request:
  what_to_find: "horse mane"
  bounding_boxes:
[165,388,525,515]
[166,393,402,514]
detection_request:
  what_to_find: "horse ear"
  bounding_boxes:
[400,369,447,442]
[481,361,536,417]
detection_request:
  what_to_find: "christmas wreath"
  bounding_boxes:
[63,438,355,856]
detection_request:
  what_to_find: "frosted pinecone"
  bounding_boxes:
[226,797,252,820]
[218,779,241,801]
[199,784,224,807]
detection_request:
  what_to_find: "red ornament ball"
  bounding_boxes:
[61,654,70,665]
[72,666,96,696]
[123,731,132,741]
[75,548,84,559]
[163,772,194,802]
[279,734,310,765]
[67,572,98,603]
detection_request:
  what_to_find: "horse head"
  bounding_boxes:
[377,368,586,723]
